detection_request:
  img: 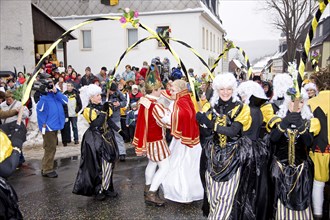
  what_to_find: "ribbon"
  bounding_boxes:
[297,0,328,96]
[111,36,212,78]
[22,16,121,105]
[210,40,253,80]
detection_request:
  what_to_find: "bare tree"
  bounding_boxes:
[265,0,317,62]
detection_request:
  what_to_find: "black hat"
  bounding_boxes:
[101,66,107,71]
[252,75,261,82]
[109,82,117,91]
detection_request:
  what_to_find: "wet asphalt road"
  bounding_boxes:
[8,153,205,219]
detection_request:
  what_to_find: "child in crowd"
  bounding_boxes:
[126,102,138,143]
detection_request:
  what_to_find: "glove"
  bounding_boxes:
[288,112,303,128]
[279,114,290,130]
[196,112,214,129]
[119,130,128,140]
[11,123,27,149]
[11,136,24,149]
[102,102,110,113]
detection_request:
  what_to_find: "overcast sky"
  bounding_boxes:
[219,0,282,42]
[219,0,330,42]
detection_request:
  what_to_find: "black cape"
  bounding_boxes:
[72,128,118,196]
[0,177,23,219]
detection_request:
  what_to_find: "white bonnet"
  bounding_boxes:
[237,80,267,104]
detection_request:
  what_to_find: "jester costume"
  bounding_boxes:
[197,97,252,219]
[309,90,330,217]
[133,95,170,162]
[133,64,171,206]
[72,103,119,198]
[268,108,320,219]
[0,121,27,219]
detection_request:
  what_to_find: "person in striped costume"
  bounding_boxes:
[133,64,171,207]
[268,87,320,219]
[308,68,330,219]
[73,84,123,201]
[195,73,252,219]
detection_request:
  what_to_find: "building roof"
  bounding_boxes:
[33,0,221,21]
[271,50,287,60]
[0,71,14,78]
[231,59,246,69]
[311,16,330,47]
[253,56,272,69]
[32,3,76,43]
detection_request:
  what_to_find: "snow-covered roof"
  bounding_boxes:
[54,5,225,32]
[272,50,287,60]
[232,59,246,68]
[253,56,272,69]
[199,2,225,32]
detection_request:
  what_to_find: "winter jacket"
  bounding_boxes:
[37,90,68,131]
[64,89,82,117]
[80,74,96,86]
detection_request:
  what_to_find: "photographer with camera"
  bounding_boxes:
[36,79,68,178]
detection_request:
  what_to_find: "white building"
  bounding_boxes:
[0,0,35,72]
[0,0,75,74]
[34,0,226,76]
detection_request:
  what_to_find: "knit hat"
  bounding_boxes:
[5,90,14,98]
[132,84,139,90]
[130,102,137,108]
[0,91,5,100]
[109,82,118,92]
[145,64,162,91]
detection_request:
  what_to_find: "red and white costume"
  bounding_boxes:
[133,94,171,193]
[133,95,170,162]
[162,89,204,203]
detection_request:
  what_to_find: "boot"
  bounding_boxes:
[144,184,150,196]
[145,191,165,207]
[95,192,106,201]
[313,215,322,220]
[104,189,118,198]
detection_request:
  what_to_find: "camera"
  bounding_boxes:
[33,78,53,94]
[47,83,54,90]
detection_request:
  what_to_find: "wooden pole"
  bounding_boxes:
[63,41,68,70]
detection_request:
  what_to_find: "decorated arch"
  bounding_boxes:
[22,7,254,107]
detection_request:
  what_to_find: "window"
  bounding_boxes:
[217,37,220,53]
[127,29,138,47]
[206,30,209,50]
[202,27,205,49]
[210,32,212,52]
[213,34,215,52]
[208,57,215,67]
[318,24,323,37]
[57,42,63,50]
[219,37,222,54]
[81,30,92,49]
[156,26,170,48]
